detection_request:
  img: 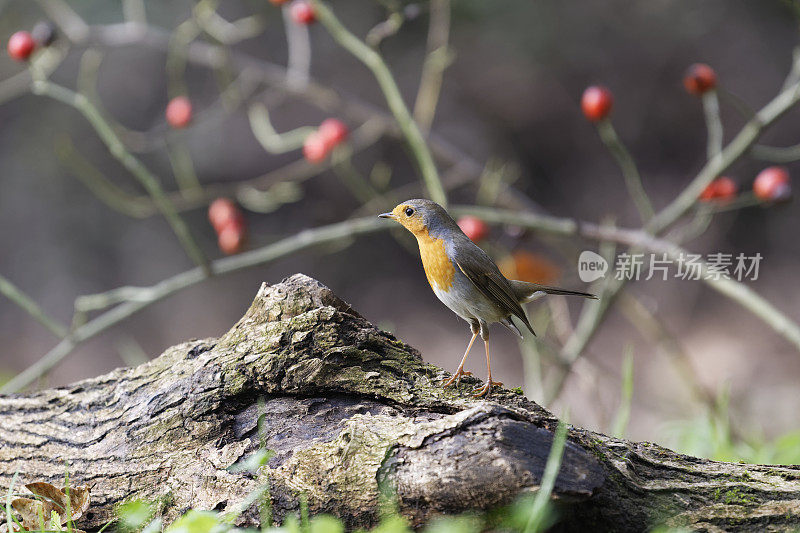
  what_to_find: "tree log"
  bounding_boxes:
[2,274,800,532]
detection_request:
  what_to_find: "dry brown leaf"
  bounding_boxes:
[66,486,91,521]
[1,482,92,532]
[25,482,68,513]
[23,482,90,523]
[11,498,52,530]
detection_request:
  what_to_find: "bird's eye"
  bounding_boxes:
[404,207,414,216]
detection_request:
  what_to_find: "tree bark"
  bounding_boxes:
[2,274,800,532]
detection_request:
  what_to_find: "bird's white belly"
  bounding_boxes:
[432,282,506,324]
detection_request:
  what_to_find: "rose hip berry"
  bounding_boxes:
[457,216,489,242]
[318,118,349,150]
[208,198,246,255]
[303,132,328,163]
[753,166,791,201]
[699,176,737,202]
[581,86,613,122]
[218,225,246,255]
[165,96,193,129]
[208,198,243,233]
[7,31,35,61]
[684,63,717,95]
[290,1,316,24]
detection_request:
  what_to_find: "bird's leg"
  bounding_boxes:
[474,338,503,398]
[443,332,477,387]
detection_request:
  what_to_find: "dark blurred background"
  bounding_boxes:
[1,0,799,455]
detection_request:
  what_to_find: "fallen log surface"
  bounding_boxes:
[2,274,800,532]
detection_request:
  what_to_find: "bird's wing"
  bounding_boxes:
[453,248,536,335]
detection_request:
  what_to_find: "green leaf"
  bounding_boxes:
[309,515,344,533]
[371,515,412,533]
[117,500,154,532]
[166,510,224,533]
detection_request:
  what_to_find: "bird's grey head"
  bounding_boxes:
[378,199,457,236]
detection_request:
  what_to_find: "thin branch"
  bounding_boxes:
[32,80,210,274]
[54,134,154,218]
[309,0,448,206]
[195,3,264,45]
[35,0,89,42]
[75,286,155,312]
[0,274,68,339]
[247,102,315,153]
[750,142,800,163]
[282,4,311,90]
[166,140,203,197]
[0,45,67,106]
[122,0,147,25]
[331,147,381,204]
[595,120,654,222]
[413,0,451,133]
[781,46,800,92]
[166,18,201,98]
[365,11,404,48]
[235,182,303,214]
[702,90,724,159]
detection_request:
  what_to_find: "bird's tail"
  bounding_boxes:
[510,280,598,303]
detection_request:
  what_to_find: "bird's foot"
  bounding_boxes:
[473,380,503,398]
[443,369,472,387]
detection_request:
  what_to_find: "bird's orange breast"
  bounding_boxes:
[416,230,455,291]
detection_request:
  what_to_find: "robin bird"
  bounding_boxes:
[379,199,598,397]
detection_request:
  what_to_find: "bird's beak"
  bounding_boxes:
[378,212,396,220]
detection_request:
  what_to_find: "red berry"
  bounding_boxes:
[290,1,316,24]
[218,225,246,255]
[303,132,328,163]
[165,96,192,129]
[457,216,489,242]
[208,198,244,233]
[270,0,289,4]
[318,118,349,150]
[683,63,717,95]
[581,86,613,122]
[714,177,737,199]
[753,166,791,201]
[699,176,737,202]
[7,31,35,61]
